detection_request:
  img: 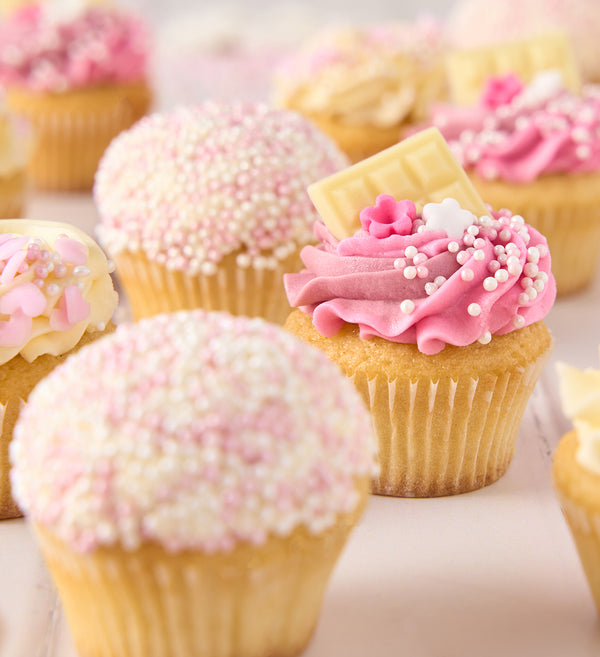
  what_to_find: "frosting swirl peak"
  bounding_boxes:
[284,197,556,355]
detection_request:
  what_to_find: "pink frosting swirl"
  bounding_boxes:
[284,196,556,355]
[431,73,600,183]
[0,4,149,92]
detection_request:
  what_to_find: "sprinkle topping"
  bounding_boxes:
[94,103,348,274]
[0,3,149,92]
[11,311,376,553]
[0,220,117,364]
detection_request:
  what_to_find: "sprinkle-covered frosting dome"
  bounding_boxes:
[284,196,556,355]
[11,310,377,553]
[431,70,600,183]
[557,356,600,475]
[0,219,117,364]
[94,102,349,275]
[0,1,149,92]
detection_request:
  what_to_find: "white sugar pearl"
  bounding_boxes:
[403,266,417,280]
[521,277,533,289]
[527,247,540,263]
[527,286,538,300]
[394,258,406,270]
[425,282,438,296]
[405,245,418,259]
[524,263,539,278]
[434,276,447,287]
[416,266,429,279]
[499,229,511,241]
[513,314,525,328]
[467,225,479,236]
[488,260,500,273]
[461,269,474,281]
[495,269,509,283]
[473,249,485,261]
[533,279,545,292]
[478,331,492,344]
[518,293,529,305]
[413,253,428,266]
[483,277,498,291]
[447,241,459,253]
[456,251,469,265]
[468,303,481,316]
[400,299,415,314]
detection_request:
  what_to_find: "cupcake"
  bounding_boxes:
[0,1,152,191]
[448,0,600,85]
[284,133,556,497]
[94,102,348,323]
[0,105,27,218]
[10,310,377,657]
[431,69,600,295]
[273,20,447,163]
[554,357,600,614]
[0,219,118,518]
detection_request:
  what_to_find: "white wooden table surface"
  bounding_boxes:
[1,191,600,657]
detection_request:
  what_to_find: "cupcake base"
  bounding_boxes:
[115,250,303,324]
[6,81,152,191]
[291,110,402,163]
[554,430,600,615]
[468,171,600,296]
[0,325,114,519]
[34,479,368,657]
[285,310,552,497]
[0,169,26,218]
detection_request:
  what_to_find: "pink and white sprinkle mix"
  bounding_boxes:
[0,233,91,347]
[94,102,349,275]
[0,4,149,92]
[11,311,377,554]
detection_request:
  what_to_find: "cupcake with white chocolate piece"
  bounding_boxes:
[0,219,117,518]
[94,102,349,323]
[10,310,376,657]
[432,68,600,295]
[284,130,555,496]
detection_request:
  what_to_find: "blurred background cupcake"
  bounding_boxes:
[0,103,27,217]
[0,218,118,519]
[273,19,447,163]
[554,355,600,615]
[94,102,349,323]
[11,310,377,657]
[431,55,600,295]
[447,0,600,85]
[0,0,153,191]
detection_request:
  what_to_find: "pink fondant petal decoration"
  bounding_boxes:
[54,237,88,266]
[0,250,27,285]
[0,309,32,347]
[0,282,47,317]
[0,236,28,262]
[49,285,90,330]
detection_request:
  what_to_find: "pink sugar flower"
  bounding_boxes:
[481,73,524,110]
[359,195,416,238]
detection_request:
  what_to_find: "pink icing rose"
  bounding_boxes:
[359,195,415,238]
[481,73,524,110]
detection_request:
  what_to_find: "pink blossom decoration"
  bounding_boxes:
[480,73,524,110]
[359,195,416,238]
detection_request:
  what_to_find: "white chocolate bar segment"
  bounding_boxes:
[308,127,488,239]
[446,32,581,106]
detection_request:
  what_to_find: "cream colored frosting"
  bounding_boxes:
[274,24,447,128]
[0,220,117,364]
[557,358,600,475]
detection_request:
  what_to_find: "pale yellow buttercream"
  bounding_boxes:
[557,358,600,475]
